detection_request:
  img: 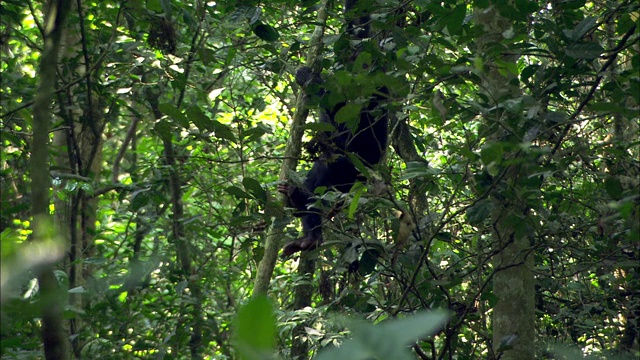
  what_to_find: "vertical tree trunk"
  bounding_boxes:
[252,0,329,296]
[147,99,204,359]
[474,4,535,360]
[290,255,315,358]
[52,2,105,356]
[490,198,535,360]
[251,3,329,357]
[31,1,72,359]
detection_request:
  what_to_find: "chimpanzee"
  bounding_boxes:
[278,67,388,257]
[277,0,389,257]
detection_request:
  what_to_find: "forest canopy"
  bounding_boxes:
[1,0,638,359]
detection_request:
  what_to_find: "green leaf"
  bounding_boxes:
[316,310,448,360]
[481,291,499,307]
[159,103,189,128]
[353,51,372,73]
[335,103,362,129]
[496,60,519,77]
[159,0,172,19]
[515,0,538,16]
[520,64,539,83]
[616,14,635,36]
[347,153,371,178]
[225,186,251,199]
[567,16,597,40]
[253,23,279,42]
[212,121,237,142]
[546,111,568,124]
[358,249,379,275]
[446,5,466,35]
[243,177,267,202]
[146,0,162,13]
[466,199,493,226]
[185,106,213,132]
[199,47,215,65]
[130,190,150,211]
[377,72,409,98]
[347,182,366,219]
[495,3,524,21]
[154,119,174,142]
[181,8,196,28]
[587,102,623,113]
[400,161,435,181]
[234,296,276,360]
[566,42,603,59]
[480,143,503,166]
[243,124,268,142]
[604,177,623,200]
[68,286,85,294]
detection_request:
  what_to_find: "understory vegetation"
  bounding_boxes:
[1,0,638,359]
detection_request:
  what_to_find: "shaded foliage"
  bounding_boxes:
[1,0,638,359]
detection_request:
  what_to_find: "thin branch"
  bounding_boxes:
[547,24,637,162]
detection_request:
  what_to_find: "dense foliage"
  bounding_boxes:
[1,0,638,359]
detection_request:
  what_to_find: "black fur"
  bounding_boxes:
[278,67,388,256]
[279,0,387,257]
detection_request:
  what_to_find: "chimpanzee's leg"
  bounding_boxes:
[280,159,328,256]
[281,208,323,257]
[281,156,360,256]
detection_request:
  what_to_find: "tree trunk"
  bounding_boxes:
[290,255,315,359]
[52,2,105,356]
[147,96,204,359]
[252,0,329,296]
[473,4,535,360]
[31,1,72,359]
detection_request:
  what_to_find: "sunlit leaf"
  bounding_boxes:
[347,182,365,219]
